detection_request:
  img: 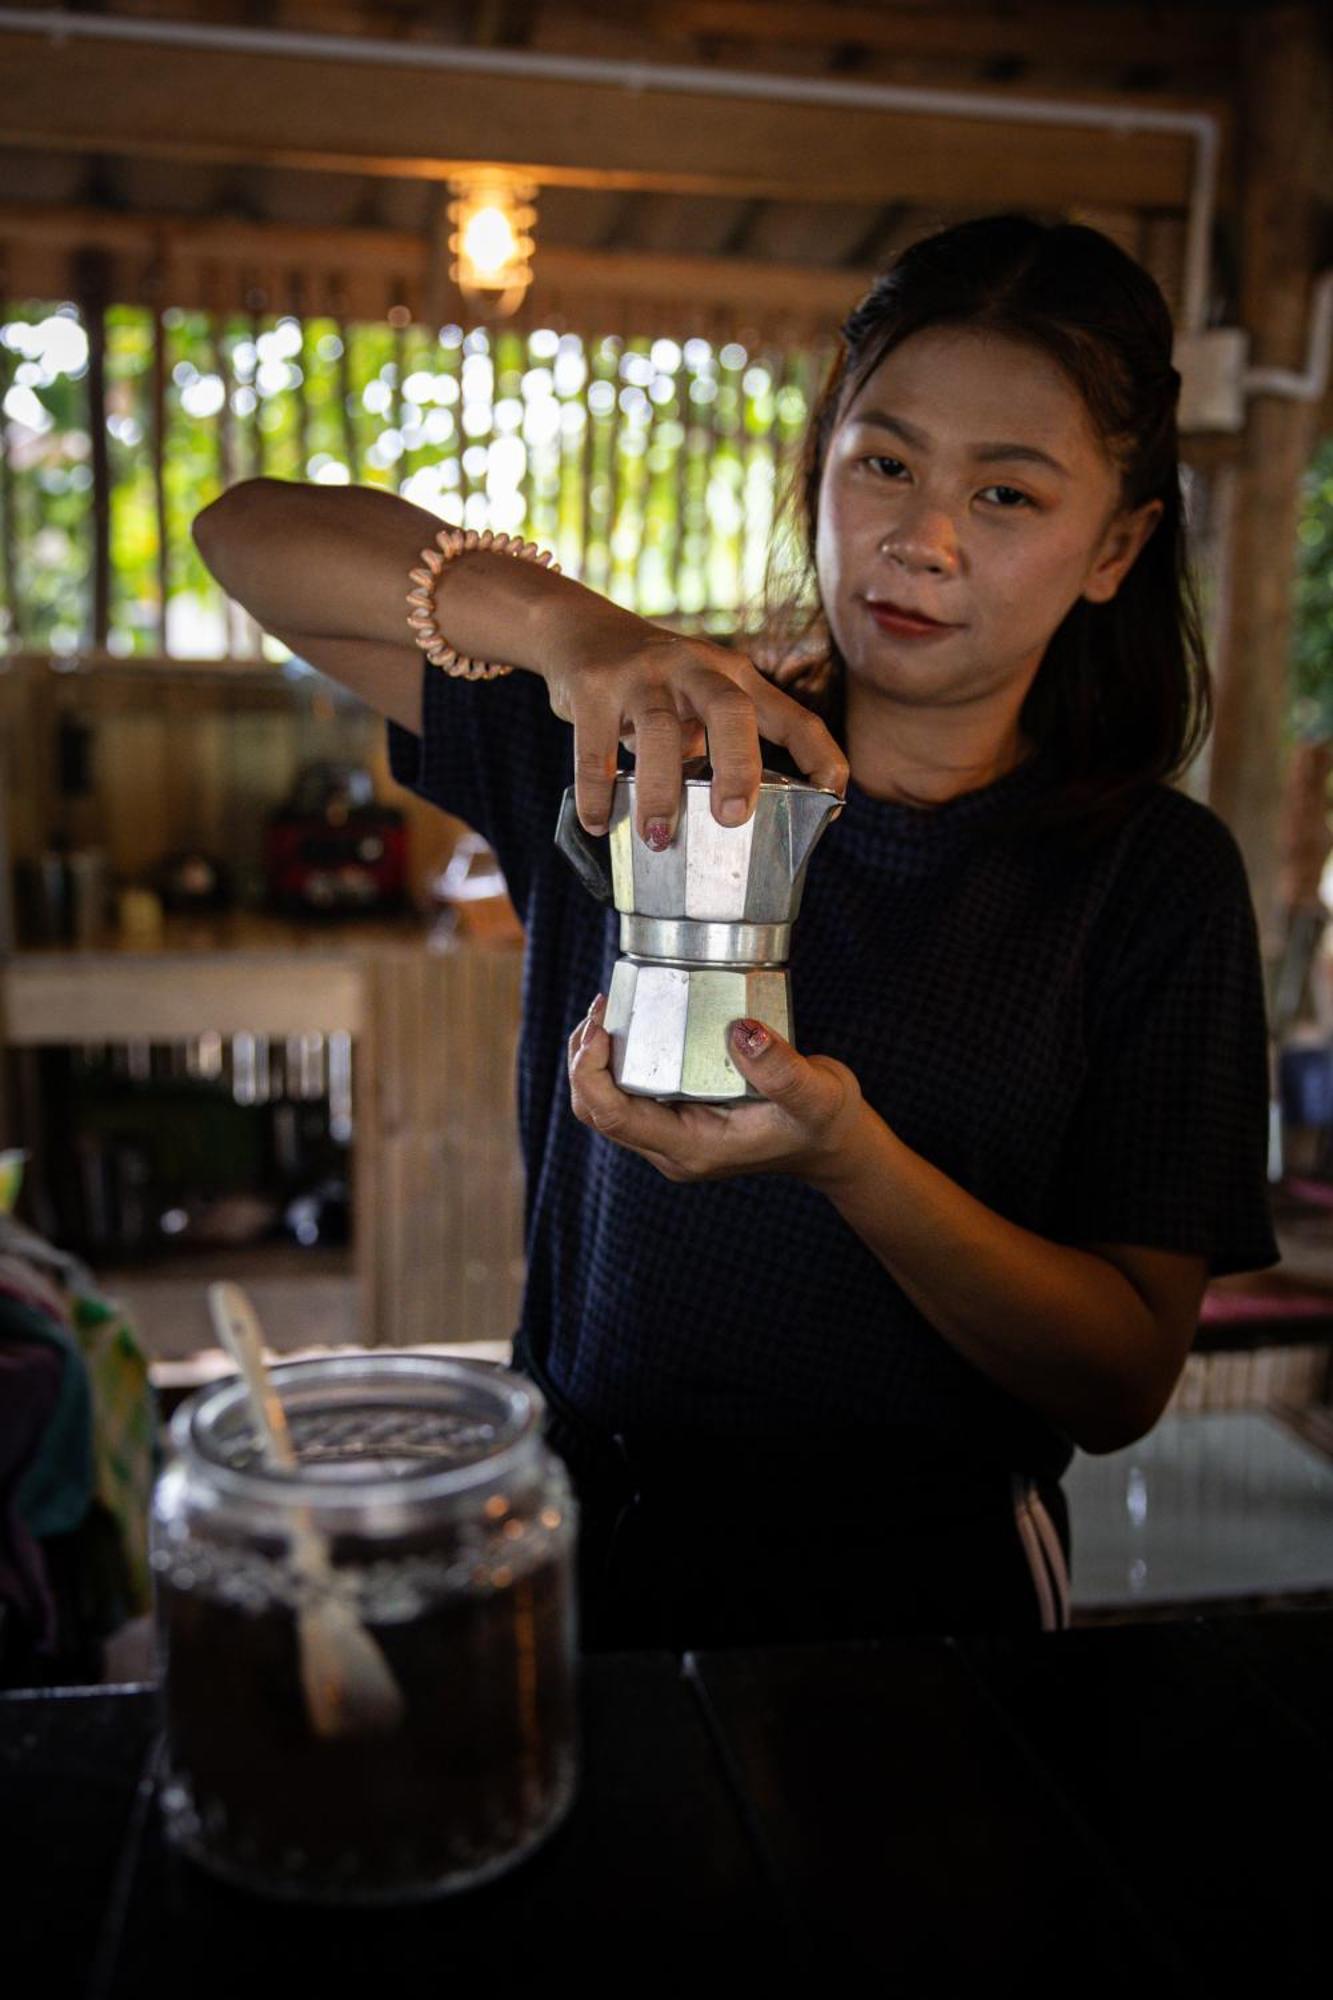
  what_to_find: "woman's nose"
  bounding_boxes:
[880,501,960,575]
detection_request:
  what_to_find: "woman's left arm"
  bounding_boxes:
[568,998,1207,1456]
[811,1107,1206,1457]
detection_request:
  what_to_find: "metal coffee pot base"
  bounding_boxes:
[606,960,790,1102]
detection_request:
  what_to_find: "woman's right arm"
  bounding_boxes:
[192,477,848,836]
[191,475,624,737]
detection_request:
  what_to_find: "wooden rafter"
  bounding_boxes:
[0,200,870,338]
[73,248,113,652]
[645,2,1239,74]
[0,26,1215,211]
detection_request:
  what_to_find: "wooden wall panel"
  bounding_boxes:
[362,945,525,1350]
[94,710,171,874]
[0,665,46,862]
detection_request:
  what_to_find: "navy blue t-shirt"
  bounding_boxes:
[389,660,1279,1482]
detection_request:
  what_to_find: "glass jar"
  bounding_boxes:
[152,1354,578,1903]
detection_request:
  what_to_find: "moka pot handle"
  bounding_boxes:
[555,785,615,905]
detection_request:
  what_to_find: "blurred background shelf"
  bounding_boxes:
[97,1239,356,1359]
[1,933,527,1357]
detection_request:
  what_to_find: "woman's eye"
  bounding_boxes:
[861,459,1033,510]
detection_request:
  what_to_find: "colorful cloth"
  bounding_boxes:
[6,1298,93,1541]
[0,1211,157,1628]
[70,1294,156,1614]
[0,1326,65,1653]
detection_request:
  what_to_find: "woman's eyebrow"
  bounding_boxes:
[849,408,1071,480]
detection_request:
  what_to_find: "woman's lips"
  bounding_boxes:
[864,599,961,638]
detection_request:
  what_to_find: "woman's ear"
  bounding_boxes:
[1082,496,1164,605]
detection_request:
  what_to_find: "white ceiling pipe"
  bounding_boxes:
[0,5,1221,333]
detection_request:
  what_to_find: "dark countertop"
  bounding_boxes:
[5,1608,1329,1997]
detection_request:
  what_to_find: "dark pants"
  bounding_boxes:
[512,1332,1073,1654]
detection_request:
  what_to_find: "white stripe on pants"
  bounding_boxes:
[1011,1475,1072,1632]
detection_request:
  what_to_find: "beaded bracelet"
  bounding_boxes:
[406,526,561,680]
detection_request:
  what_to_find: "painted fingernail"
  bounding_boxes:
[645,818,673,851]
[731,1018,770,1057]
[720,796,749,826]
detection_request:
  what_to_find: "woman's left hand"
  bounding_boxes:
[567,992,870,1189]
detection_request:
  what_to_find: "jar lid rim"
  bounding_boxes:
[173,1353,545,1517]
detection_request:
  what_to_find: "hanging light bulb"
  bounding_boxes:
[448,174,538,321]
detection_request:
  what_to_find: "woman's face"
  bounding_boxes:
[815,325,1162,720]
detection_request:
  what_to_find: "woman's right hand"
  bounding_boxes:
[541,625,849,842]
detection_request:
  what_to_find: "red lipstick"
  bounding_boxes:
[865,598,959,638]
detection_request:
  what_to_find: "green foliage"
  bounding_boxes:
[0,304,94,651]
[1291,431,1333,741]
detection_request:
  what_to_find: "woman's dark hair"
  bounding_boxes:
[759,211,1211,839]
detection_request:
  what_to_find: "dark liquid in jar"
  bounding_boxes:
[160,1543,576,1901]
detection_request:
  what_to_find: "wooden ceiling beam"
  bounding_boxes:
[0,27,1212,211]
[841,202,916,270]
[717,197,770,258]
[471,0,541,46]
[645,2,1237,73]
[0,199,872,332]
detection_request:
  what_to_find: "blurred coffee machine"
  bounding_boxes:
[264,761,407,918]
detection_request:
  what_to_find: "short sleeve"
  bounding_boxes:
[386,657,573,922]
[1053,812,1280,1277]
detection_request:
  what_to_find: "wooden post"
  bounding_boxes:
[1278,741,1333,911]
[1208,3,1329,954]
[74,246,112,652]
[391,289,409,466]
[0,245,23,655]
[580,323,601,586]
[331,276,360,486]
[670,342,692,612]
[203,277,245,658]
[246,278,266,482]
[291,269,310,484]
[148,262,170,658]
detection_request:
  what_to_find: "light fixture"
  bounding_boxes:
[447,174,538,321]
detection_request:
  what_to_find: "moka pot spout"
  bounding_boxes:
[785,782,844,919]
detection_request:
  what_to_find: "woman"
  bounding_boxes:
[194,213,1279,1652]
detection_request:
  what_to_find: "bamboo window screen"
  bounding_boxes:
[0,287,832,662]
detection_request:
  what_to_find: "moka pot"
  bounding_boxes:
[555,759,844,1102]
